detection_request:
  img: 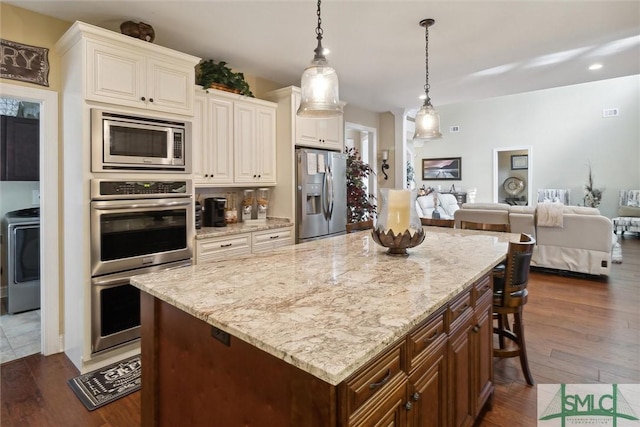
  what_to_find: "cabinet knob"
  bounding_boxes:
[204,174,209,178]
[472,324,480,333]
[404,401,413,411]
[412,392,420,401]
[140,96,146,101]
[253,174,257,178]
[257,174,261,178]
[149,98,154,102]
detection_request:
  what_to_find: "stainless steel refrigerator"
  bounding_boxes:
[295,147,347,243]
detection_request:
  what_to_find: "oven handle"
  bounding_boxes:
[92,199,192,210]
[92,260,193,286]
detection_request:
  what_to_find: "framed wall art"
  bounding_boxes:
[511,154,528,170]
[422,157,461,180]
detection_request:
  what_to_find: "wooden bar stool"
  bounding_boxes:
[420,218,454,228]
[345,220,373,233]
[493,233,536,385]
[460,220,510,232]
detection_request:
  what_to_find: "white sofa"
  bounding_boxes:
[415,193,460,219]
[453,203,614,276]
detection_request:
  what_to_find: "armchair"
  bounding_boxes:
[613,190,640,235]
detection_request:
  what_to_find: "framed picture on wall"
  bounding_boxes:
[511,155,528,170]
[422,157,461,180]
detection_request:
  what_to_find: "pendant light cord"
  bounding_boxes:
[424,21,431,106]
[316,0,323,39]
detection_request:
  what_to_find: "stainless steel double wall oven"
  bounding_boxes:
[90,179,193,353]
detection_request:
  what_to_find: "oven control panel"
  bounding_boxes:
[91,179,191,199]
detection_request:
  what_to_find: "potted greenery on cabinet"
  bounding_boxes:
[195,59,253,97]
[346,147,377,228]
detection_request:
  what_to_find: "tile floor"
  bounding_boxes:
[0,308,41,364]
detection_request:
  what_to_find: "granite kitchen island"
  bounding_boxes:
[131,228,516,427]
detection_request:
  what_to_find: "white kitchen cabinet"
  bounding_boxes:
[85,38,196,115]
[195,233,252,264]
[193,88,276,187]
[55,20,201,374]
[195,226,293,264]
[294,91,344,151]
[193,91,234,185]
[234,100,277,185]
[296,112,343,151]
[251,228,293,253]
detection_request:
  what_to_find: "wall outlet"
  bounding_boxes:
[450,125,460,132]
[32,189,40,205]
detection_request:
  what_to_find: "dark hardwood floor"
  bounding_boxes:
[2,236,638,427]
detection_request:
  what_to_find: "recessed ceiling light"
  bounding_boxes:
[589,63,603,70]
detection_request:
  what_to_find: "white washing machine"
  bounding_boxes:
[1,207,40,313]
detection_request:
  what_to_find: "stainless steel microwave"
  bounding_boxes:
[91,109,191,172]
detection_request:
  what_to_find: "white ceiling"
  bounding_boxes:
[9,0,640,113]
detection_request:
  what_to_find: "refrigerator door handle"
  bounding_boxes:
[322,167,330,219]
[327,166,334,219]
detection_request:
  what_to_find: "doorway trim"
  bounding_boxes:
[0,82,61,355]
[345,121,378,199]
[492,145,533,205]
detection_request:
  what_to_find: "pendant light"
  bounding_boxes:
[297,0,342,117]
[413,18,442,141]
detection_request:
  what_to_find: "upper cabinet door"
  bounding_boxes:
[86,40,145,109]
[207,96,234,184]
[233,102,257,184]
[255,106,276,184]
[317,116,343,151]
[85,39,194,115]
[146,57,194,115]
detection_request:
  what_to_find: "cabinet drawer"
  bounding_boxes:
[251,228,293,253]
[343,341,405,416]
[196,234,251,264]
[407,309,446,373]
[447,289,472,332]
[473,274,492,304]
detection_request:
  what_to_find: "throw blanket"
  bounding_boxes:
[537,202,564,227]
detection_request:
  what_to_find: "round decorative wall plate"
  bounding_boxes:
[503,177,525,196]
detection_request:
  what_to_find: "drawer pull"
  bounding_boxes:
[220,243,232,248]
[423,330,439,343]
[479,285,490,295]
[404,401,413,411]
[368,369,391,390]
[269,235,279,239]
[456,303,469,315]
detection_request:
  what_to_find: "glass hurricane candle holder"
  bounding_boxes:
[371,189,425,256]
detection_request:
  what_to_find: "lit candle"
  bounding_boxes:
[382,150,389,161]
[386,189,411,235]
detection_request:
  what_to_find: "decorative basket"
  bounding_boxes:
[208,83,242,94]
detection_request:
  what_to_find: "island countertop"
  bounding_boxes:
[131,227,515,386]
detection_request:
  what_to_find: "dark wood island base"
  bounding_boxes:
[140,272,495,427]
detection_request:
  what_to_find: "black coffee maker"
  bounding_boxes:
[203,197,226,227]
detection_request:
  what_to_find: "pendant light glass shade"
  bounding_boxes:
[297,0,342,117]
[413,101,442,140]
[413,18,442,141]
[298,57,342,117]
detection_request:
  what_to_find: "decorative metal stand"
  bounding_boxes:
[371,227,425,256]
